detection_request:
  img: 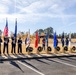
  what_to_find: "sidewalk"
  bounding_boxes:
[0,53,76,61]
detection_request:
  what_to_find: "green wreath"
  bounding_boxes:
[37,46,43,52]
[55,46,60,51]
[71,46,76,51]
[64,46,68,51]
[29,47,33,52]
[47,46,52,51]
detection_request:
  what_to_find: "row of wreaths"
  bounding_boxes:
[27,46,76,52]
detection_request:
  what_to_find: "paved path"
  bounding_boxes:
[0,53,76,75]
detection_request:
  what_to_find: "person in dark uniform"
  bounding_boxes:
[56,39,58,47]
[61,32,64,47]
[61,38,64,47]
[3,36,9,54]
[18,37,22,54]
[11,35,16,54]
[65,37,69,47]
[42,37,45,50]
[0,36,2,55]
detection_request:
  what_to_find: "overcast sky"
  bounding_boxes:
[0,0,76,35]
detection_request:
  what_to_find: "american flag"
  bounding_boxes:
[4,18,8,36]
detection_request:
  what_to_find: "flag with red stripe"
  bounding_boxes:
[4,18,8,36]
[35,31,38,48]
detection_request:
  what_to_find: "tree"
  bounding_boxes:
[44,27,53,37]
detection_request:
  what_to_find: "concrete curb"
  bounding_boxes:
[0,53,76,61]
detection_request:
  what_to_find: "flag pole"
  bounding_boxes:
[15,0,16,15]
[61,32,65,53]
[45,33,49,54]
[27,29,30,55]
[69,32,72,53]
[69,32,71,47]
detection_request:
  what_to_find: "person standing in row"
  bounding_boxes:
[61,32,64,47]
[56,39,58,47]
[61,38,64,47]
[42,37,45,50]
[65,37,69,47]
[11,34,17,54]
[18,37,22,54]
[0,36,2,55]
[3,36,9,54]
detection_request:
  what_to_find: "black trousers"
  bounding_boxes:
[11,44,16,53]
[3,44,8,54]
[18,44,22,53]
[62,42,64,47]
[0,44,1,55]
[42,44,45,50]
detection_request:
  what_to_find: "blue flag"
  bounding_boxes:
[53,32,57,48]
[14,18,17,37]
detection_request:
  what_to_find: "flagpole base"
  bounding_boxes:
[54,49,57,54]
[36,48,40,54]
[46,47,49,54]
[46,50,49,54]
[36,51,39,54]
[69,47,72,53]
[53,48,57,54]
[61,47,65,53]
[27,51,30,55]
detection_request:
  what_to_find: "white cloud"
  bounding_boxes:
[17,0,53,14]
[0,0,12,14]
[0,0,12,5]
[0,13,76,22]
[0,0,76,24]
[0,5,9,14]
